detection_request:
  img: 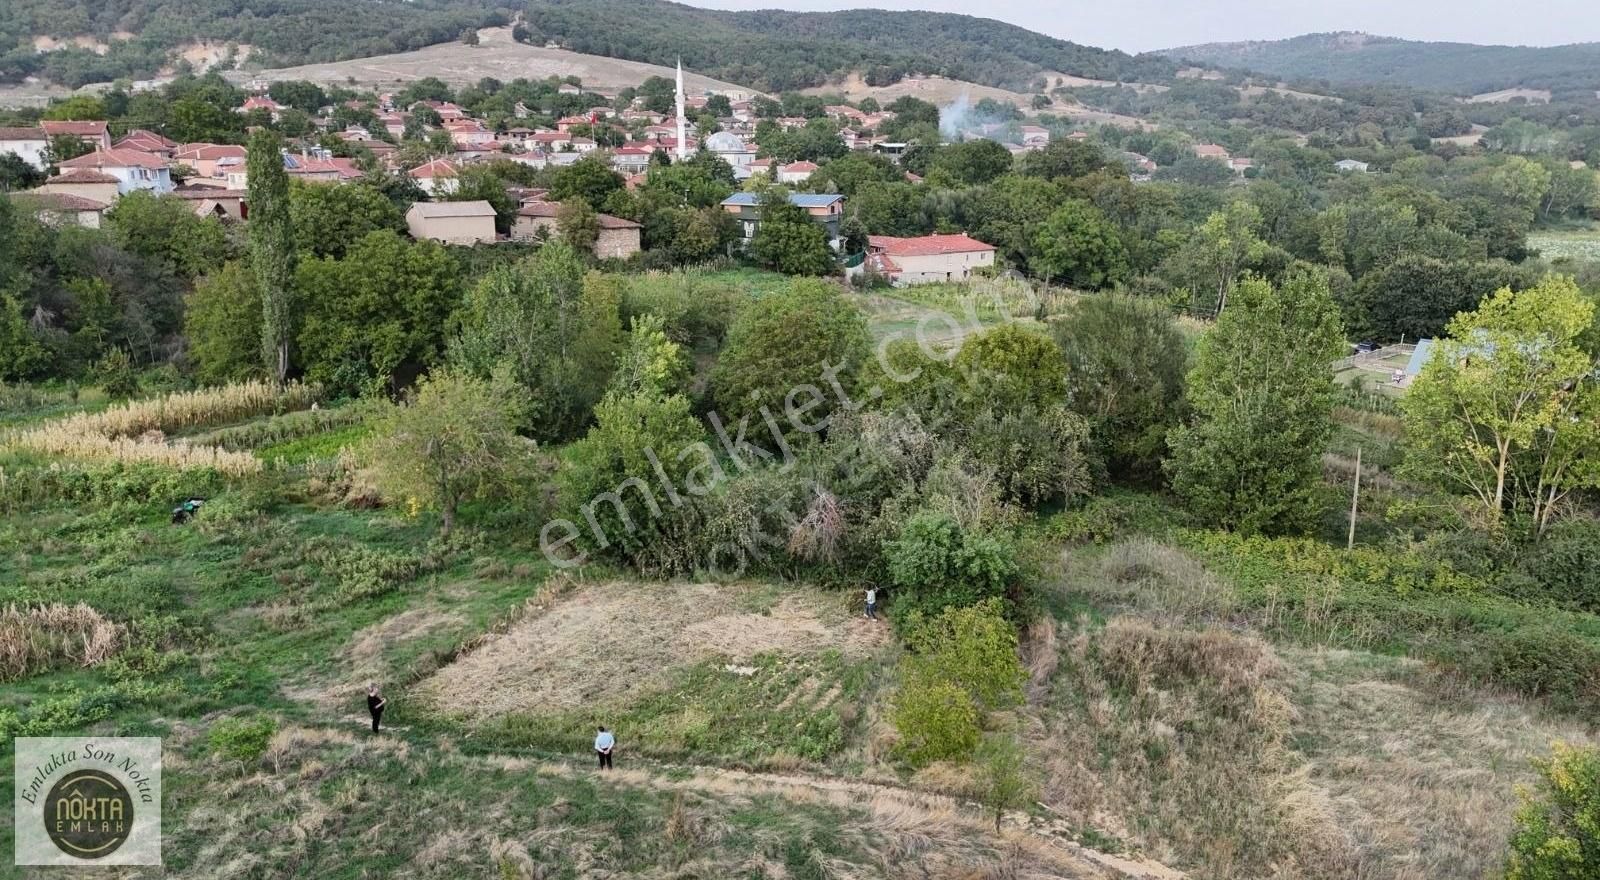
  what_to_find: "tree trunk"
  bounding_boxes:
[441,505,455,536]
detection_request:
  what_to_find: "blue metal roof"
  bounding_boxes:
[722,192,842,208]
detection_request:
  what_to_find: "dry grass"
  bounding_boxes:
[1285,648,1598,880]
[1034,616,1354,879]
[0,602,125,681]
[5,380,319,474]
[415,580,888,717]
[1066,538,1237,624]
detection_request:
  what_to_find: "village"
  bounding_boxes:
[0,57,1305,285]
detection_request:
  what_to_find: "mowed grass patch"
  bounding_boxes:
[416,580,893,767]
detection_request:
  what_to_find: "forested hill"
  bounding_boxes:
[516,0,1179,93]
[0,0,1180,93]
[0,0,520,88]
[1162,32,1600,98]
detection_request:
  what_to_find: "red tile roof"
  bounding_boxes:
[781,161,819,172]
[174,143,247,162]
[0,126,46,140]
[408,158,458,179]
[60,148,169,170]
[41,120,108,138]
[868,233,995,257]
[13,191,108,211]
[46,168,119,184]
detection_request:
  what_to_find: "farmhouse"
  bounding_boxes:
[511,201,642,259]
[1334,158,1371,173]
[35,168,121,205]
[9,191,108,229]
[406,200,497,245]
[858,233,996,285]
[720,191,844,248]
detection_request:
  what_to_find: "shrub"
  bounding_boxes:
[1519,519,1600,613]
[892,677,981,767]
[886,511,1020,621]
[1506,742,1600,879]
[208,715,278,764]
[903,598,1025,710]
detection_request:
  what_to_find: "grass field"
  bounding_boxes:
[3,284,1595,877]
[1529,225,1600,263]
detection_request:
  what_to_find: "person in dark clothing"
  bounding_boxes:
[367,682,386,733]
[594,726,614,769]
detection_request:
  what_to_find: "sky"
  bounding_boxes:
[685,0,1600,53]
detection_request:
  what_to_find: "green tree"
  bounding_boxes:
[887,513,1021,621]
[1162,200,1270,316]
[556,390,705,564]
[1054,293,1188,483]
[1166,270,1344,534]
[247,129,295,383]
[892,598,1024,767]
[289,181,405,258]
[975,733,1037,833]
[611,313,689,398]
[447,166,518,234]
[43,95,106,120]
[1030,200,1129,289]
[1506,742,1600,880]
[296,231,460,395]
[928,139,1015,186]
[952,323,1066,414]
[557,198,600,254]
[451,245,623,440]
[43,134,92,166]
[1401,277,1600,536]
[710,279,869,430]
[1019,138,1111,181]
[104,191,229,281]
[550,155,624,207]
[185,262,262,385]
[749,193,835,276]
[366,368,523,534]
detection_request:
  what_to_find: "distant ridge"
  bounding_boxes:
[1161,31,1600,97]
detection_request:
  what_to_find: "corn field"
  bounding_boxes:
[0,602,125,682]
[4,381,321,475]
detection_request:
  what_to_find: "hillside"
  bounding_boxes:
[1162,31,1600,97]
[517,0,1179,93]
[0,0,1180,95]
[0,0,521,88]
[234,26,757,97]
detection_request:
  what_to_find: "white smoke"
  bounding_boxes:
[939,89,971,140]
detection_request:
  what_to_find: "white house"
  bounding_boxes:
[408,158,460,196]
[57,148,174,195]
[777,161,818,184]
[1334,158,1370,173]
[0,126,49,170]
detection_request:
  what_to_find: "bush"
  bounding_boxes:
[208,715,278,764]
[903,598,1025,710]
[892,677,981,767]
[1506,742,1600,879]
[1519,519,1600,613]
[886,511,1021,621]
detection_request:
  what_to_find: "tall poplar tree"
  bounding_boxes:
[247,130,295,382]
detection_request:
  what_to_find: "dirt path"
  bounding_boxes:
[430,734,1187,880]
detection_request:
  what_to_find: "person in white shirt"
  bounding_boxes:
[864,588,878,620]
[594,726,615,770]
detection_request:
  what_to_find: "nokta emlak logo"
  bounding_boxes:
[13,737,162,866]
[44,769,135,859]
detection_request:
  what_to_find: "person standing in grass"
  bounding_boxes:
[864,587,878,620]
[594,726,615,770]
[367,682,386,733]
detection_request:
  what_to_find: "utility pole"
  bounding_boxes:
[1347,446,1362,550]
